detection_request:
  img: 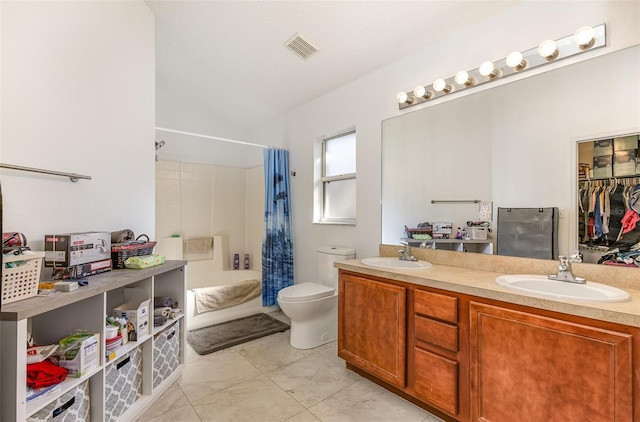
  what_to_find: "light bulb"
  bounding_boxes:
[396,92,413,105]
[574,26,595,49]
[432,78,452,93]
[413,85,432,100]
[538,39,559,60]
[506,51,527,70]
[455,71,474,86]
[479,61,499,78]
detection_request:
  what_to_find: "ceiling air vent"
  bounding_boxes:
[285,33,319,61]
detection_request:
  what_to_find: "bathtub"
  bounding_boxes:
[185,261,277,331]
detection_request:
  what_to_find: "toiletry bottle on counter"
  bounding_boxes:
[244,254,250,270]
[233,254,240,270]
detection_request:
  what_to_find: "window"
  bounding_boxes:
[318,131,356,224]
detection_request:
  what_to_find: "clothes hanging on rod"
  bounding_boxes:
[579,176,640,267]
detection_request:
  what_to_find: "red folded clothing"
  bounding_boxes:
[26,361,67,389]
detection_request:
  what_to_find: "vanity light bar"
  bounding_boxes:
[397,24,606,110]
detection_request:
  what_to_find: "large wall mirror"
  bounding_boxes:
[382,45,640,262]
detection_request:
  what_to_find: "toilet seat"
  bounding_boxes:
[278,282,335,302]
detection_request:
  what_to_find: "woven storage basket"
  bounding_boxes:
[405,225,433,239]
[111,235,157,270]
[2,251,44,305]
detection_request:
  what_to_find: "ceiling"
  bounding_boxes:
[147,1,520,134]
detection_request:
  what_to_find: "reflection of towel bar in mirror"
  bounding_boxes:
[431,200,480,204]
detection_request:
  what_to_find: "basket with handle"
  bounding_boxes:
[111,234,157,270]
[2,251,45,304]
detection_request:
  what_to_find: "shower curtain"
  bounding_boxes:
[262,148,294,306]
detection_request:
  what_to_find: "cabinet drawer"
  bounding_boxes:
[414,348,458,415]
[414,290,457,323]
[415,315,458,352]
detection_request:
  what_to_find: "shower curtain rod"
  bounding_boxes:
[155,127,277,149]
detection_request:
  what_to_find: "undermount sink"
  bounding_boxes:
[361,257,432,270]
[495,274,630,303]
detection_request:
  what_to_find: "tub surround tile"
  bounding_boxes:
[192,375,305,421]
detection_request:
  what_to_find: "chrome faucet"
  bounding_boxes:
[399,240,417,261]
[548,256,586,284]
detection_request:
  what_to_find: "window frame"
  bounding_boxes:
[319,130,356,225]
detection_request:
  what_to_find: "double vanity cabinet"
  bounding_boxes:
[1,261,187,422]
[337,259,640,422]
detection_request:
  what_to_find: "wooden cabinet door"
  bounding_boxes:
[470,302,633,422]
[414,347,458,415]
[338,272,406,388]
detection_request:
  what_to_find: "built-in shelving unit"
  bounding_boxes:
[1,260,187,422]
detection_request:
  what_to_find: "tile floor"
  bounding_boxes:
[135,311,444,422]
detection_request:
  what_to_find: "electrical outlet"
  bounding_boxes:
[479,201,493,221]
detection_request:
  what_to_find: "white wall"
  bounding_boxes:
[1,2,155,250]
[248,1,640,284]
[155,87,265,168]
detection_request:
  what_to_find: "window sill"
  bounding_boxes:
[313,220,356,226]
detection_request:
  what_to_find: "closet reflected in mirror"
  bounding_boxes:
[578,132,640,266]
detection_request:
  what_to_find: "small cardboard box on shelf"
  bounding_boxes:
[58,333,100,378]
[44,232,111,267]
[432,222,453,239]
[51,258,112,280]
[113,287,150,341]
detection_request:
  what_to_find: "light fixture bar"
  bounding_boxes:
[397,24,605,110]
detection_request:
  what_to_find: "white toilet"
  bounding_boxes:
[277,246,355,349]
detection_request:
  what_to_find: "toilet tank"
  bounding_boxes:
[317,246,355,288]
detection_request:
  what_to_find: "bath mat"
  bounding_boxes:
[187,313,290,355]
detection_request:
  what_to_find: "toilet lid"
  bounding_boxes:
[278,282,335,302]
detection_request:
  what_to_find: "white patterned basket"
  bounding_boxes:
[153,321,180,388]
[104,346,142,422]
[2,251,44,305]
[27,380,90,422]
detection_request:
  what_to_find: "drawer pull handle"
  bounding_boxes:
[52,395,75,418]
[116,355,131,370]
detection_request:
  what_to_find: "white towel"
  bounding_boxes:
[154,307,171,317]
[192,279,261,314]
[185,237,213,253]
